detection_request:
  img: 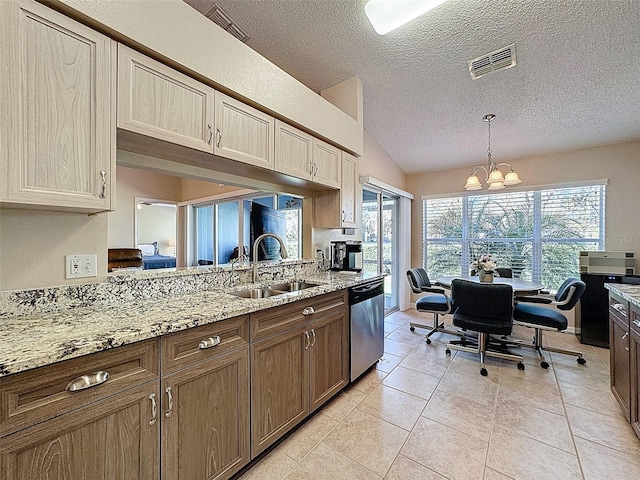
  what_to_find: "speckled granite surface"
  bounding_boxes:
[604,283,640,308]
[0,263,383,378]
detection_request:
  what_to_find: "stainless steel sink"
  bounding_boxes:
[228,281,320,299]
[228,287,284,299]
[268,281,319,292]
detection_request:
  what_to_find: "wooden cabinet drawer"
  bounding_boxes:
[250,290,347,342]
[609,292,629,326]
[161,315,249,375]
[631,304,640,335]
[0,339,158,437]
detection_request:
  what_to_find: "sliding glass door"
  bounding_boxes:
[362,187,399,314]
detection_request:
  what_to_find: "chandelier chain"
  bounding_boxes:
[486,116,492,165]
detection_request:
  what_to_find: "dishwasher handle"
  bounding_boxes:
[349,280,384,305]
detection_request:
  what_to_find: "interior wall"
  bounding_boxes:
[108,165,182,249]
[180,178,247,202]
[137,204,177,256]
[359,130,407,190]
[405,140,640,322]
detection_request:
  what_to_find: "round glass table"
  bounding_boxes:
[436,275,543,296]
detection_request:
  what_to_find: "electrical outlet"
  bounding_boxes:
[66,254,98,279]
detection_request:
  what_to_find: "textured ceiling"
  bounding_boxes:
[183,0,640,174]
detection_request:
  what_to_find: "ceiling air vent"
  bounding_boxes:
[468,44,516,80]
[203,3,249,42]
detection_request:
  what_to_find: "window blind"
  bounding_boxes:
[423,184,605,289]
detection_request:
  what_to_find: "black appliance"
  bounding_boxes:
[249,202,286,261]
[330,241,362,272]
[576,273,622,347]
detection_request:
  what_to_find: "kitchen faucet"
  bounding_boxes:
[252,233,288,283]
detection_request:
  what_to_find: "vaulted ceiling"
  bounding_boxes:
[183,0,640,174]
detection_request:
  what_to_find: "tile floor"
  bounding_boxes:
[238,309,640,479]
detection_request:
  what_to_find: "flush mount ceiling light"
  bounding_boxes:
[464,114,522,191]
[364,0,448,35]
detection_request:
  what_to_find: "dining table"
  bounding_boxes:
[436,275,544,296]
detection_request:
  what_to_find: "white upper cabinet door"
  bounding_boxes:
[274,120,313,180]
[341,153,358,228]
[117,44,215,152]
[312,139,341,189]
[214,91,274,170]
[0,0,115,212]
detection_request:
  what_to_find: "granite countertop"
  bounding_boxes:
[0,271,383,378]
[604,283,640,308]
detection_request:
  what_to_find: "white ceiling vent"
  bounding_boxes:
[468,44,516,80]
[204,3,250,42]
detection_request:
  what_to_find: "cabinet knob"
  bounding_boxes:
[66,371,109,392]
[302,306,315,316]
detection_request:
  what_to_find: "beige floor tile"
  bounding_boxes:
[386,328,426,346]
[555,362,611,391]
[437,369,499,408]
[487,426,582,480]
[278,413,339,462]
[376,353,404,373]
[350,367,388,395]
[497,373,564,415]
[446,349,503,376]
[358,384,427,431]
[548,349,608,373]
[401,417,488,480]
[284,442,381,480]
[239,448,298,480]
[384,322,401,336]
[384,338,416,357]
[411,336,461,357]
[322,408,409,477]
[559,380,622,417]
[422,389,494,442]
[574,436,640,480]
[565,404,640,456]
[483,467,515,480]
[494,396,575,453]
[384,313,412,327]
[384,455,446,480]
[381,366,441,400]
[399,350,453,377]
[320,388,367,422]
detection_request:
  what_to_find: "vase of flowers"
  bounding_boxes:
[471,254,497,283]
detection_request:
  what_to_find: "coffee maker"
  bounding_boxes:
[330,241,362,272]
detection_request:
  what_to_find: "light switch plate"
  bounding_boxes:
[65,254,98,279]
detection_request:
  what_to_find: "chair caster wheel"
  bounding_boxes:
[577,357,586,365]
[445,348,451,356]
[540,361,549,369]
[480,368,488,376]
[426,338,432,345]
[517,362,525,371]
[410,326,415,332]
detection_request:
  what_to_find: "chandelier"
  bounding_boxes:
[464,114,521,191]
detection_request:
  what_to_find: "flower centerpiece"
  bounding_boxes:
[471,254,497,283]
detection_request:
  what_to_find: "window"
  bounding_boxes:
[423,183,605,289]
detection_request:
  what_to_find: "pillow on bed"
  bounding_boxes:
[137,243,156,256]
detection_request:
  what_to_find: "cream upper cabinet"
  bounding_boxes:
[340,152,358,228]
[274,120,314,179]
[0,0,115,212]
[214,91,274,170]
[312,139,341,188]
[117,44,215,153]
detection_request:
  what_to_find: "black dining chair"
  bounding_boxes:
[513,277,587,368]
[446,279,524,376]
[406,268,458,344]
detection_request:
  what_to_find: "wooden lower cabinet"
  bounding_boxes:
[250,292,349,457]
[161,347,250,480]
[631,325,640,438]
[0,382,159,480]
[610,310,631,420]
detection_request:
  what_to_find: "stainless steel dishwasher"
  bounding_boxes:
[349,279,385,381]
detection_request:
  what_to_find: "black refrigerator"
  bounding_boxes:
[576,273,640,347]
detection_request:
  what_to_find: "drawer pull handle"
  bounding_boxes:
[310,328,317,348]
[304,331,310,350]
[199,336,221,349]
[66,371,109,392]
[612,303,627,315]
[303,307,315,316]
[633,320,640,328]
[165,387,173,417]
[149,393,157,426]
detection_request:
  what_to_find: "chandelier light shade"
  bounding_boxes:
[364,0,448,35]
[464,114,522,191]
